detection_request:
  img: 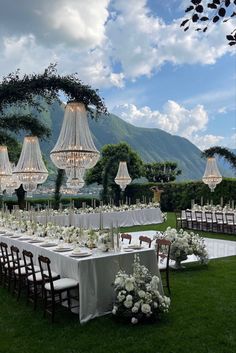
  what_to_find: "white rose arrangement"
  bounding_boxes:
[112,254,170,324]
[157,227,208,265]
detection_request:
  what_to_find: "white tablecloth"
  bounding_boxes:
[37,207,163,229]
[0,232,162,324]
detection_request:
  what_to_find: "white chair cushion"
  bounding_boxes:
[45,278,78,291]
[28,270,59,282]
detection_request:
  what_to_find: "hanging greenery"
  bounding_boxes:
[203,146,236,171]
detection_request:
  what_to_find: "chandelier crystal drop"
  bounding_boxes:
[115,161,132,191]
[202,157,222,192]
[50,102,100,170]
[13,136,48,191]
[66,167,85,191]
[0,146,13,193]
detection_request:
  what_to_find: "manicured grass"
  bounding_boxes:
[0,257,236,353]
[0,212,235,353]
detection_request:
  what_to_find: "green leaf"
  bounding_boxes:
[218,8,226,17]
[192,14,199,22]
[213,15,220,22]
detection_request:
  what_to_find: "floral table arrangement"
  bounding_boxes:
[156,227,209,269]
[112,254,170,324]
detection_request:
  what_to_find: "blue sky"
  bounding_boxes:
[0,0,235,151]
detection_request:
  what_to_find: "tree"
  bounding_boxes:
[86,142,144,204]
[0,64,107,208]
[144,162,181,183]
[203,146,236,170]
[181,0,236,46]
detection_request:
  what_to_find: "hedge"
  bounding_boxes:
[125,178,236,212]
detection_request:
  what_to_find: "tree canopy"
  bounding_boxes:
[144,162,181,183]
[181,0,236,46]
[86,142,144,203]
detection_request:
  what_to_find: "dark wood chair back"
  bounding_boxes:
[139,236,152,248]
[156,238,171,294]
[195,211,203,222]
[205,211,213,222]
[38,255,54,292]
[121,233,132,244]
[156,238,171,265]
[23,250,36,279]
[0,242,11,267]
[215,212,224,222]
[10,246,21,273]
[225,213,235,224]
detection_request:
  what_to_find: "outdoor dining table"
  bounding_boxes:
[0,231,162,324]
[36,207,163,229]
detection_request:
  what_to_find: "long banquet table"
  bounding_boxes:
[37,207,163,229]
[0,232,162,324]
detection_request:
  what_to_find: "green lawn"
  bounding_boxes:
[0,213,235,353]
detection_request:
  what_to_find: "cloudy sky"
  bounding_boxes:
[0,0,235,150]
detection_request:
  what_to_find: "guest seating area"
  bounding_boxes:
[176,210,236,234]
[0,241,79,322]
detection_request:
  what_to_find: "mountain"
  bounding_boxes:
[42,102,205,180]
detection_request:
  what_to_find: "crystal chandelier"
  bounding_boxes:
[66,167,85,191]
[115,161,132,191]
[2,174,21,196]
[202,157,222,192]
[50,102,100,171]
[13,136,48,192]
[0,146,13,193]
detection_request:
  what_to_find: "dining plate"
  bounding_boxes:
[123,248,134,252]
[28,239,44,243]
[53,247,73,252]
[40,242,58,247]
[10,235,21,239]
[5,233,14,237]
[69,252,92,257]
[127,245,143,250]
[19,237,32,241]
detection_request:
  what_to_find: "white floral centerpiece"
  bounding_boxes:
[112,254,170,324]
[158,227,208,269]
[97,230,112,252]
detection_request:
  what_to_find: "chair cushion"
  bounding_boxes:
[28,270,59,282]
[45,278,78,291]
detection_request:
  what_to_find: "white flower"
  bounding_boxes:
[138,290,146,298]
[153,302,158,308]
[141,303,151,314]
[126,294,133,301]
[124,300,133,308]
[132,306,138,313]
[125,278,134,292]
[131,317,138,324]
[117,292,125,302]
[112,308,117,315]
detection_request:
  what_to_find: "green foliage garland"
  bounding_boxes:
[203,146,236,171]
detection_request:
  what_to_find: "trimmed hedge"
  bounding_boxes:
[125,178,236,211]
[3,196,100,211]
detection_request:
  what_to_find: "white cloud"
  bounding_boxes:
[112,101,226,150]
[106,0,236,80]
[191,134,224,150]
[112,100,208,136]
[0,0,235,87]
